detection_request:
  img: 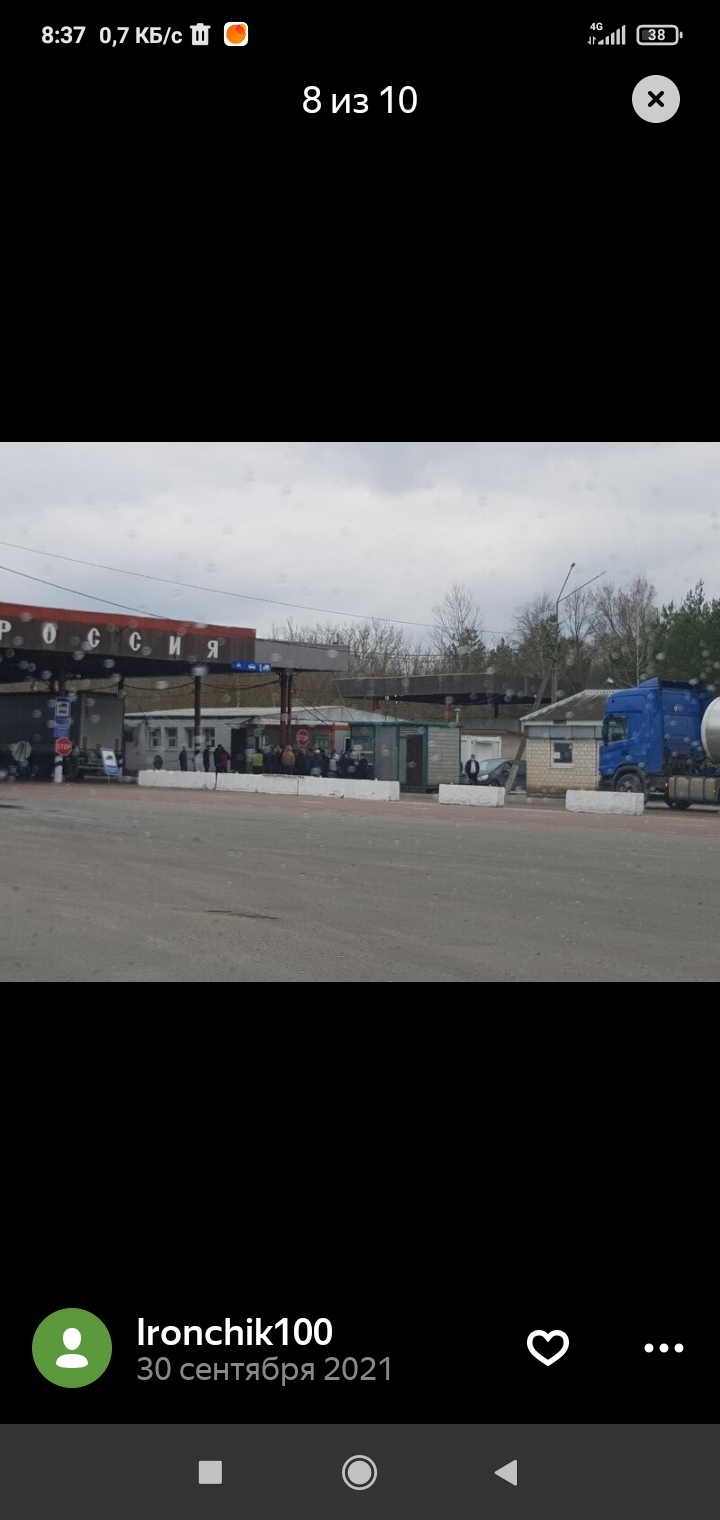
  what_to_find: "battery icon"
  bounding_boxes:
[636,25,683,43]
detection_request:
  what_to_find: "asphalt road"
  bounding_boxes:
[1,785,718,982]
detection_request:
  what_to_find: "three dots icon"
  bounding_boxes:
[644,1343,684,1353]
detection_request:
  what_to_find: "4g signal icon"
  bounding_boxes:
[589,24,626,44]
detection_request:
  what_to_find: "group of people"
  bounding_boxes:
[169,741,375,780]
[171,743,230,774]
[268,745,373,779]
[261,744,338,777]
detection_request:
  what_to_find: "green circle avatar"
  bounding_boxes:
[32,1308,112,1387]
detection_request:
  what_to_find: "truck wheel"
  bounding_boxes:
[665,797,692,810]
[614,772,644,794]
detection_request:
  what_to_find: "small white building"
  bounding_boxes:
[522,691,609,796]
[123,705,393,774]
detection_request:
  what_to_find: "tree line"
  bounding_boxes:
[110,576,719,718]
[273,577,720,702]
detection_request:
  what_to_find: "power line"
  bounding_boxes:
[0,539,434,628]
[0,560,164,617]
[0,537,515,638]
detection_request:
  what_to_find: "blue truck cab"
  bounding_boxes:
[598,679,720,807]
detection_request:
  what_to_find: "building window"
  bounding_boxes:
[149,727,162,749]
[165,727,178,750]
[203,727,215,747]
[552,742,574,765]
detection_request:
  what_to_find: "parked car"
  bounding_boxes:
[473,758,527,789]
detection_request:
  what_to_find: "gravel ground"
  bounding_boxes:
[1,784,717,982]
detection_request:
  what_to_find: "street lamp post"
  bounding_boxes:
[552,566,606,705]
[552,563,575,705]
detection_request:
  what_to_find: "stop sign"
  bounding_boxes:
[55,737,72,757]
[296,728,310,748]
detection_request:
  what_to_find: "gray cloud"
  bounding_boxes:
[1,441,718,639]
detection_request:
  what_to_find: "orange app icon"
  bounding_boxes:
[224,22,248,45]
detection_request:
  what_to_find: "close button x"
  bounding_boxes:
[632,75,680,121]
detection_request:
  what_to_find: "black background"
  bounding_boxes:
[9,9,706,393]
[15,1244,710,1423]
[25,16,707,188]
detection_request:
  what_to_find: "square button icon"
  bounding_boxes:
[199,1461,222,1485]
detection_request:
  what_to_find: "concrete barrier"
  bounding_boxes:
[342,779,400,801]
[566,789,645,815]
[297,777,346,799]
[438,784,505,807]
[137,770,399,801]
[249,776,300,796]
[139,770,216,790]
[298,777,400,800]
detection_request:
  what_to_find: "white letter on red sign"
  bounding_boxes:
[129,631,142,652]
[207,639,219,659]
[0,620,11,641]
[169,635,182,656]
[42,623,57,644]
[86,627,101,648]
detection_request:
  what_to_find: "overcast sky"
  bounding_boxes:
[0,442,718,643]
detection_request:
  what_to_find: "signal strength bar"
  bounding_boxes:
[598,25,626,44]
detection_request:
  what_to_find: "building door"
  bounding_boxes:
[399,730,425,787]
[230,727,247,771]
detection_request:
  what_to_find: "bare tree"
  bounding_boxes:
[513,593,557,685]
[589,576,658,687]
[270,617,430,679]
[559,586,596,692]
[431,584,486,672]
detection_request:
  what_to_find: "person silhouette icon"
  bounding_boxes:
[56,1327,89,1368]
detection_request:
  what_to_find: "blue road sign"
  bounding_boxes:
[231,662,273,672]
[54,698,72,740]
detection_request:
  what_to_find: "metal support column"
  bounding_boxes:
[194,674,202,765]
[279,671,288,748]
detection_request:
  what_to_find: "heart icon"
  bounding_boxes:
[527,1329,569,1366]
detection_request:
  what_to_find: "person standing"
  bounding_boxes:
[465,753,480,785]
[252,747,264,775]
[281,744,295,774]
[179,746,188,772]
[203,743,211,773]
[329,749,339,775]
